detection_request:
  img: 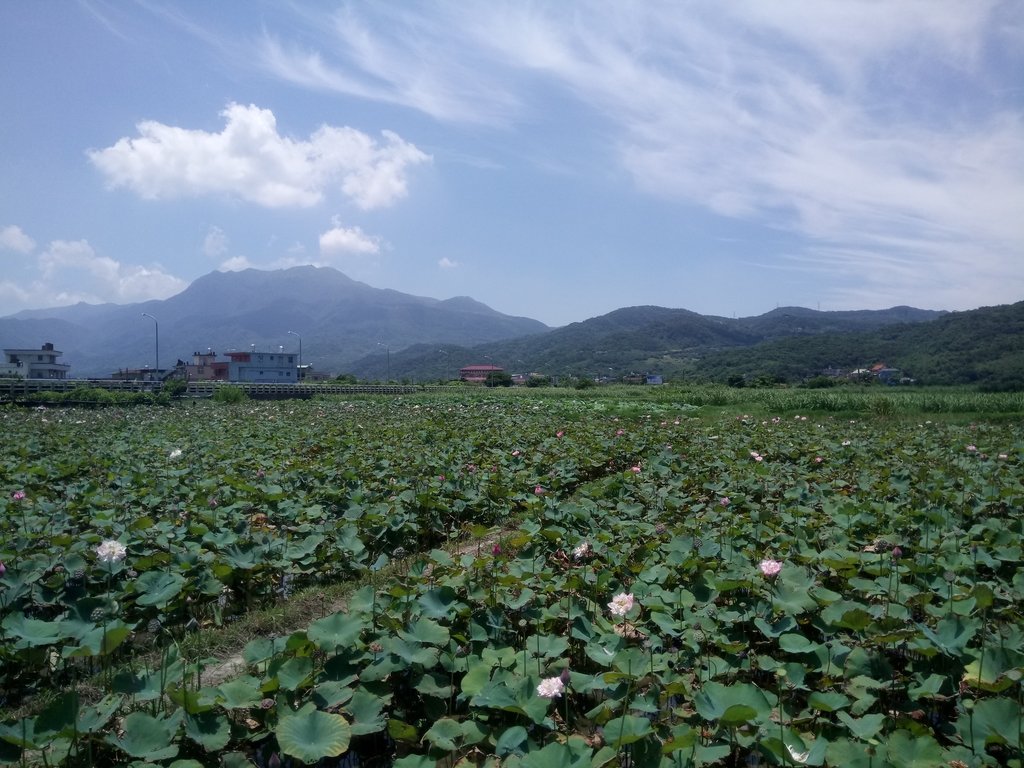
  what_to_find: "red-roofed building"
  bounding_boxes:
[459,364,503,383]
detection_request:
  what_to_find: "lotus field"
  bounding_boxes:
[0,393,1022,767]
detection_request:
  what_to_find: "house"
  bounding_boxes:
[459,364,503,383]
[2,343,70,379]
[177,351,229,381]
[226,349,298,383]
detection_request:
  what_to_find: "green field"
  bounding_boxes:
[1,388,1021,766]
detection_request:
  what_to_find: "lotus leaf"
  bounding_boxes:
[960,695,1023,751]
[693,681,774,726]
[345,688,387,735]
[106,710,183,761]
[274,708,351,763]
[216,676,262,709]
[184,711,231,752]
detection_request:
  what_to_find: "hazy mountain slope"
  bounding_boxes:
[0,266,548,377]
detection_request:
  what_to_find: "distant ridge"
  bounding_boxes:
[0,266,548,377]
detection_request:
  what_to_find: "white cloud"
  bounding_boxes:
[202,226,228,258]
[88,102,431,209]
[33,239,187,305]
[319,221,381,255]
[438,257,459,269]
[0,225,36,254]
[219,255,254,272]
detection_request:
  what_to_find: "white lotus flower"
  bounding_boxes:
[607,592,635,617]
[536,676,564,698]
[96,539,127,563]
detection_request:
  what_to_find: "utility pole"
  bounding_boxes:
[141,313,159,381]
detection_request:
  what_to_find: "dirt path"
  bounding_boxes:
[200,528,505,688]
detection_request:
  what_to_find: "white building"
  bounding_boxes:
[2,343,70,379]
[225,349,298,382]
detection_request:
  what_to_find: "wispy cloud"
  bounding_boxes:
[88,102,432,209]
[251,1,1022,307]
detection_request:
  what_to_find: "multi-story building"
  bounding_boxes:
[225,349,298,383]
[2,343,70,379]
[179,350,229,381]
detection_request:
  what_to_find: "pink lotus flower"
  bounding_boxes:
[814,456,824,463]
[616,429,625,436]
[719,497,730,507]
[534,485,545,495]
[966,444,977,452]
[556,430,564,438]
[630,465,641,474]
[536,676,565,698]
[759,558,782,578]
[0,562,6,576]
[11,490,26,501]
[512,450,521,457]
[607,592,635,617]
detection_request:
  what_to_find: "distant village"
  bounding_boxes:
[3,341,908,387]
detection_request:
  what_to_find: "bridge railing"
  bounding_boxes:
[0,378,446,401]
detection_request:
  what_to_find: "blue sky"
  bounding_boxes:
[2,1,1022,327]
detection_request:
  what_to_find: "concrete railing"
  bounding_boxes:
[0,378,445,401]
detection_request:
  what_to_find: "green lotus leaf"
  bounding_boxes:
[418,586,462,619]
[694,681,774,725]
[392,755,436,768]
[184,711,231,752]
[916,615,980,657]
[754,615,797,638]
[217,676,262,709]
[778,632,816,653]
[134,570,186,607]
[77,694,122,734]
[275,709,351,763]
[1,614,62,647]
[836,711,886,742]
[423,717,464,752]
[305,610,366,651]
[885,729,944,767]
[962,696,1023,750]
[387,718,419,744]
[963,646,1024,692]
[806,691,850,712]
[520,739,591,768]
[344,688,387,735]
[273,656,313,691]
[106,710,183,760]
[312,680,356,709]
[63,621,133,658]
[400,617,450,646]
[32,692,78,743]
[495,725,529,757]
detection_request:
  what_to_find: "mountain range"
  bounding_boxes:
[0,267,547,377]
[2,266,1020,388]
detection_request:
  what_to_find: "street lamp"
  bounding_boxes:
[377,342,390,382]
[141,312,158,381]
[287,331,302,380]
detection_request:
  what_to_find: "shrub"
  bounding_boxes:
[212,385,248,403]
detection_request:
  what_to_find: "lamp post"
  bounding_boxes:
[377,342,390,382]
[287,331,302,380]
[141,312,158,381]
